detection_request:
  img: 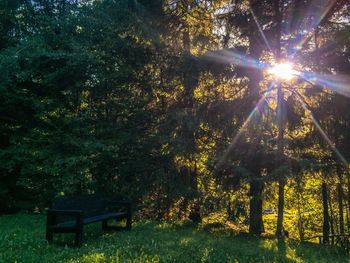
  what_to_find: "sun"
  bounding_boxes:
[268,62,297,80]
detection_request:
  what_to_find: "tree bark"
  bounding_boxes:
[276,81,285,237]
[347,180,350,232]
[249,180,264,235]
[328,191,335,238]
[273,0,286,238]
[296,184,304,241]
[322,182,330,244]
[328,191,335,239]
[337,183,344,234]
[183,30,190,52]
[244,12,264,236]
[276,178,285,236]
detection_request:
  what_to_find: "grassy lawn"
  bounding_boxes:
[0,214,348,263]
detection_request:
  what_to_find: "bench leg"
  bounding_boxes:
[75,227,83,247]
[46,230,53,243]
[46,214,55,244]
[126,213,132,230]
[102,220,108,231]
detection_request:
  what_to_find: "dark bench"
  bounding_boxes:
[46,194,131,246]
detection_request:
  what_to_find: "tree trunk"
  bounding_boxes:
[189,199,201,223]
[180,197,188,220]
[297,190,304,240]
[338,183,344,234]
[276,179,285,236]
[189,164,201,223]
[249,180,264,235]
[244,3,265,238]
[275,81,285,237]
[348,180,350,232]
[322,182,330,244]
[329,193,335,237]
[273,0,286,237]
[183,30,190,52]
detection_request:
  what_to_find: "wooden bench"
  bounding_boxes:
[46,194,132,246]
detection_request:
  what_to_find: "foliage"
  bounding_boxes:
[0,0,162,209]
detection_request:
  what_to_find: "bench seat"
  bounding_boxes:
[50,212,128,229]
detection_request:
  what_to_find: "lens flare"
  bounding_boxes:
[300,72,350,99]
[268,63,297,80]
[287,0,338,58]
[205,50,266,70]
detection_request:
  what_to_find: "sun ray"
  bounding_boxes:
[288,0,338,58]
[249,7,273,52]
[217,85,276,169]
[293,89,349,167]
[299,71,350,98]
[205,50,267,70]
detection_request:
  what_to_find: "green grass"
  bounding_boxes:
[0,214,348,263]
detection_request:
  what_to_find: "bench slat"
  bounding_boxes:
[50,212,127,229]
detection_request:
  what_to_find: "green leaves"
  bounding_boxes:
[0,0,161,208]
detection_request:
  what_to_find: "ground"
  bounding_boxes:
[0,214,347,263]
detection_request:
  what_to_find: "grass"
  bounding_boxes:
[0,214,348,263]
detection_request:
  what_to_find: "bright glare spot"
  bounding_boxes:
[268,63,297,80]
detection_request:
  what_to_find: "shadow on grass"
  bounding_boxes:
[277,237,288,263]
[293,239,347,263]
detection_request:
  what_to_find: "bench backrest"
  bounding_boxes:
[51,194,108,218]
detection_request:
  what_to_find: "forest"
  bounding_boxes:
[1,0,350,262]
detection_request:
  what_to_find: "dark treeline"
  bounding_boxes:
[1,0,350,241]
